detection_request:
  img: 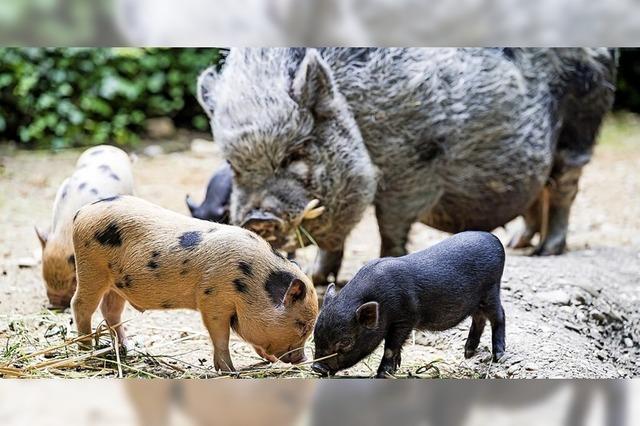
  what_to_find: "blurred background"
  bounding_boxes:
[0,47,639,151]
[0,380,637,425]
[1,0,640,45]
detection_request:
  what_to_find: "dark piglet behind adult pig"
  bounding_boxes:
[312,231,506,378]
[186,162,232,223]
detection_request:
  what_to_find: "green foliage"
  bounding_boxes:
[614,48,640,113]
[0,48,219,149]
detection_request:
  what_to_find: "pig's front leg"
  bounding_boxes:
[375,202,413,258]
[311,247,344,286]
[201,313,235,372]
[376,190,441,257]
[376,326,413,378]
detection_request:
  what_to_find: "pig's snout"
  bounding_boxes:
[311,362,333,377]
[241,211,284,241]
[47,291,73,310]
[280,349,307,364]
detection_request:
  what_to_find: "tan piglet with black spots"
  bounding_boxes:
[71,195,318,372]
[35,145,134,308]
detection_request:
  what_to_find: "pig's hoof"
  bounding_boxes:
[116,339,133,357]
[507,233,532,249]
[375,370,395,379]
[531,238,566,256]
[464,348,476,359]
[214,356,236,373]
[77,341,93,351]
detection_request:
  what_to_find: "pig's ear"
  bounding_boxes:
[284,278,307,307]
[356,301,379,330]
[290,49,337,117]
[185,194,198,216]
[35,226,48,249]
[322,283,337,308]
[197,66,219,119]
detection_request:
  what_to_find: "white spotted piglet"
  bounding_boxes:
[71,195,318,372]
[35,145,134,309]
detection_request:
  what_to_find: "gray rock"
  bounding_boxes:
[16,257,38,268]
[190,138,219,157]
[145,117,176,139]
[539,289,571,305]
[142,144,164,158]
[494,370,508,379]
[590,309,606,322]
[507,364,521,375]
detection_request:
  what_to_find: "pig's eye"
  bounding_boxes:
[280,149,305,169]
[296,320,310,335]
[337,337,354,351]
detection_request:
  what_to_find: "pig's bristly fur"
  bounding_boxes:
[199,48,616,285]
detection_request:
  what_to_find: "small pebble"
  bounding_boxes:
[142,145,164,158]
[16,257,38,268]
[494,371,507,379]
[590,309,605,322]
[507,364,520,375]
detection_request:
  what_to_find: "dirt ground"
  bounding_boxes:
[0,117,639,379]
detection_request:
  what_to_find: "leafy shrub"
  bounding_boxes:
[614,48,640,113]
[0,48,220,149]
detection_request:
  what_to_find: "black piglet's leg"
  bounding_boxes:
[488,303,506,361]
[464,312,487,359]
[376,325,413,378]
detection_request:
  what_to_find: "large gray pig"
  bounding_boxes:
[197,48,616,285]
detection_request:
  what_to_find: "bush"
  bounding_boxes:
[0,48,220,149]
[614,48,640,113]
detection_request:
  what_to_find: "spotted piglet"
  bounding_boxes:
[35,145,134,309]
[71,195,318,372]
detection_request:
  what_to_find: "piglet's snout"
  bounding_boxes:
[241,211,284,241]
[280,349,307,364]
[47,291,73,310]
[311,362,331,376]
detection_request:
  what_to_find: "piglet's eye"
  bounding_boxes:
[338,338,353,350]
[296,320,309,334]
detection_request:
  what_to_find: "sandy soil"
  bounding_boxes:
[0,126,639,379]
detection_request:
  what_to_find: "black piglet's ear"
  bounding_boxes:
[356,301,379,330]
[322,283,337,308]
[284,278,307,307]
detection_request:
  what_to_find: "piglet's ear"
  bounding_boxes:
[284,278,307,307]
[356,301,379,330]
[35,226,48,249]
[290,49,337,117]
[197,66,219,119]
[322,283,337,308]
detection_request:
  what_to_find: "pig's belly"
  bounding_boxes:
[420,173,545,233]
